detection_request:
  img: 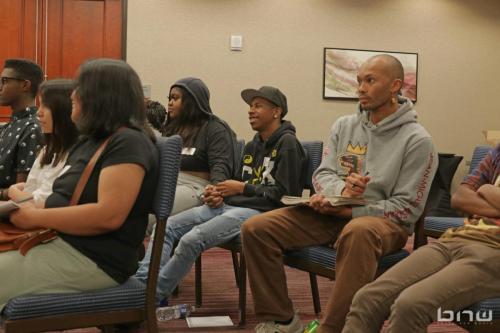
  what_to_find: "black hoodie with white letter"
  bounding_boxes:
[225,120,307,212]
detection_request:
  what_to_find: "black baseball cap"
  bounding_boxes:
[241,86,288,118]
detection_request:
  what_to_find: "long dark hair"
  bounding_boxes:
[38,79,78,167]
[163,86,209,147]
[74,58,155,141]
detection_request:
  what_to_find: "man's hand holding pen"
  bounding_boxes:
[342,171,370,198]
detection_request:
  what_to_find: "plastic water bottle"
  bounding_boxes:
[303,319,319,333]
[156,304,195,321]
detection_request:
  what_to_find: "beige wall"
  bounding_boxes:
[127,0,500,183]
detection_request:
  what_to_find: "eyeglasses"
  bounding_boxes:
[0,76,26,86]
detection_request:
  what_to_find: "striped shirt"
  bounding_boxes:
[440,144,500,248]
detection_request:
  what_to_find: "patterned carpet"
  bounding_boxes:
[2,237,469,333]
[152,243,468,333]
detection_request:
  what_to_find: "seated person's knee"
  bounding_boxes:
[241,214,264,236]
[341,218,378,240]
[175,230,202,257]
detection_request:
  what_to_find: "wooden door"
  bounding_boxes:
[0,0,125,121]
[0,0,39,62]
[0,0,39,120]
[42,0,125,79]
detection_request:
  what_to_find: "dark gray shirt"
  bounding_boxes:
[0,107,43,187]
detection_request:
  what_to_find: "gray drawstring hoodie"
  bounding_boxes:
[312,96,438,233]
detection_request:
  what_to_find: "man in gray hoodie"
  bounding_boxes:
[242,55,438,333]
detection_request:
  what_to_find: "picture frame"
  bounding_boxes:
[323,47,418,102]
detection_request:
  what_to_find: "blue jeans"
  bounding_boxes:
[135,204,260,302]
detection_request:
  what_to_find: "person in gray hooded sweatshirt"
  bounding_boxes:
[141,85,307,305]
[241,55,438,333]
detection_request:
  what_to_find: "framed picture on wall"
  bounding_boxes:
[323,48,418,102]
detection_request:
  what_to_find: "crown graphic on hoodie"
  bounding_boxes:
[346,143,367,155]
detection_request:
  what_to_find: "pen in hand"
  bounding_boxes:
[14,196,34,204]
[351,171,370,189]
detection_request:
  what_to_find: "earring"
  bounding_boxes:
[273,115,278,119]
[392,96,397,104]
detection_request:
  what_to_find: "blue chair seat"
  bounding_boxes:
[194,140,324,325]
[424,216,463,234]
[2,135,182,333]
[3,278,146,320]
[220,234,242,248]
[464,298,500,320]
[285,245,410,272]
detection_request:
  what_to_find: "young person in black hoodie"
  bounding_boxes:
[159,77,238,215]
[138,86,307,304]
[137,77,238,276]
[142,78,238,236]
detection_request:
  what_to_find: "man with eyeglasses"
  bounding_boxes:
[0,59,44,200]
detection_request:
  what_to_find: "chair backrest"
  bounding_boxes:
[147,135,182,310]
[236,139,245,161]
[469,145,492,174]
[425,145,492,219]
[0,135,183,333]
[152,135,182,220]
[426,154,463,217]
[230,139,245,179]
[301,141,323,193]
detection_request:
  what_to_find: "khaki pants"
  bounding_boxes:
[0,238,117,310]
[241,206,408,333]
[343,239,500,333]
[171,172,210,216]
[146,172,210,236]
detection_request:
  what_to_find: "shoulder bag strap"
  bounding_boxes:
[69,136,112,206]
[19,131,122,256]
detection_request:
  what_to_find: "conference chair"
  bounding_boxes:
[282,150,433,314]
[194,140,323,326]
[424,145,491,239]
[1,135,182,333]
[420,145,498,333]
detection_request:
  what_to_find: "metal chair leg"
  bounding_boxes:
[172,286,179,297]
[231,251,240,286]
[171,241,179,297]
[309,272,321,314]
[238,250,247,326]
[195,256,202,307]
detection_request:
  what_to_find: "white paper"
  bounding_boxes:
[281,195,371,207]
[181,147,196,155]
[186,316,234,328]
